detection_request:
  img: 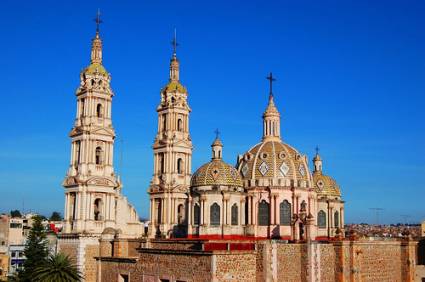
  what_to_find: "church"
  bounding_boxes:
[57,18,417,282]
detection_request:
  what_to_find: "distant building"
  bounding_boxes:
[8,245,24,276]
[422,220,425,237]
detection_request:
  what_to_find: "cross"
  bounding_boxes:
[94,9,103,33]
[266,72,276,95]
[214,128,220,140]
[315,145,320,155]
[171,28,179,55]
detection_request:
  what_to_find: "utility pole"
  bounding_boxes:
[369,208,384,225]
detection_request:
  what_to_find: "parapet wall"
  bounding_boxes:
[96,238,417,282]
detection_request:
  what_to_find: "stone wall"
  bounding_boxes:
[276,242,307,282]
[214,252,257,282]
[96,238,417,282]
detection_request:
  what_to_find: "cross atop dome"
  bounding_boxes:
[266,72,276,98]
[171,28,179,57]
[94,9,102,33]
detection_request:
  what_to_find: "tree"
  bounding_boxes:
[49,212,62,222]
[32,253,82,282]
[10,210,22,218]
[19,215,49,281]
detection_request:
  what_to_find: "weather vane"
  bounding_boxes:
[171,28,179,55]
[266,72,276,96]
[94,9,103,33]
[214,128,220,140]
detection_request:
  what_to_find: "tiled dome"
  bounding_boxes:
[191,159,242,188]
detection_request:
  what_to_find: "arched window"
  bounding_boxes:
[75,141,81,165]
[94,198,102,221]
[96,104,103,118]
[318,210,326,228]
[177,158,183,174]
[162,114,167,131]
[258,200,270,226]
[95,147,102,165]
[159,153,165,174]
[156,199,162,224]
[177,118,183,131]
[231,204,238,225]
[334,210,339,228]
[80,98,85,117]
[280,200,291,225]
[210,203,220,226]
[194,204,200,225]
[177,204,185,224]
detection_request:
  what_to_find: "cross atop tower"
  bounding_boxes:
[94,9,102,33]
[214,128,220,140]
[315,145,320,155]
[266,72,276,96]
[171,28,179,56]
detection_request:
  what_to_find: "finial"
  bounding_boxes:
[171,28,179,56]
[266,72,276,98]
[315,145,320,155]
[94,9,102,33]
[214,128,220,140]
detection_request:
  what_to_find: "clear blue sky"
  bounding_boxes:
[0,1,424,224]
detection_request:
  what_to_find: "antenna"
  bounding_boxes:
[400,214,411,225]
[369,208,384,225]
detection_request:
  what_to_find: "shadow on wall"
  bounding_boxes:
[418,238,425,265]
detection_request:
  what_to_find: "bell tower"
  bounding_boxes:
[62,14,141,235]
[148,32,193,238]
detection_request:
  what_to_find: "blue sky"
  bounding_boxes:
[0,1,424,224]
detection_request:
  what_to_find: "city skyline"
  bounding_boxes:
[0,1,424,224]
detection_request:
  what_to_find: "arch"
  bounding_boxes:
[318,210,326,228]
[193,204,200,225]
[75,141,81,165]
[96,103,103,118]
[94,198,103,221]
[280,200,291,225]
[231,204,238,225]
[177,204,185,224]
[177,158,183,174]
[258,200,270,226]
[162,114,167,131]
[159,153,165,174]
[210,203,220,226]
[177,118,183,131]
[334,210,339,228]
[95,147,103,165]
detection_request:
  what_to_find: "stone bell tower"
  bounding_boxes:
[61,15,141,236]
[148,32,193,238]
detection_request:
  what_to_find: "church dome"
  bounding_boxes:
[191,159,242,188]
[313,172,341,197]
[191,136,242,188]
[237,140,311,186]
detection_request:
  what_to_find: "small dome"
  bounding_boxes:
[237,140,311,185]
[162,81,187,93]
[191,159,242,187]
[84,63,108,75]
[313,172,341,197]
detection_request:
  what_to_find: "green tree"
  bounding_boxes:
[19,215,49,281]
[49,211,62,221]
[32,253,82,282]
[10,210,22,218]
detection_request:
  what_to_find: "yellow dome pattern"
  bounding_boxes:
[237,140,311,183]
[162,81,187,94]
[191,159,242,187]
[84,63,108,75]
[313,172,341,197]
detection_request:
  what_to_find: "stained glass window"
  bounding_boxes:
[210,203,220,226]
[231,204,238,225]
[258,200,270,226]
[280,200,291,225]
[318,210,326,228]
